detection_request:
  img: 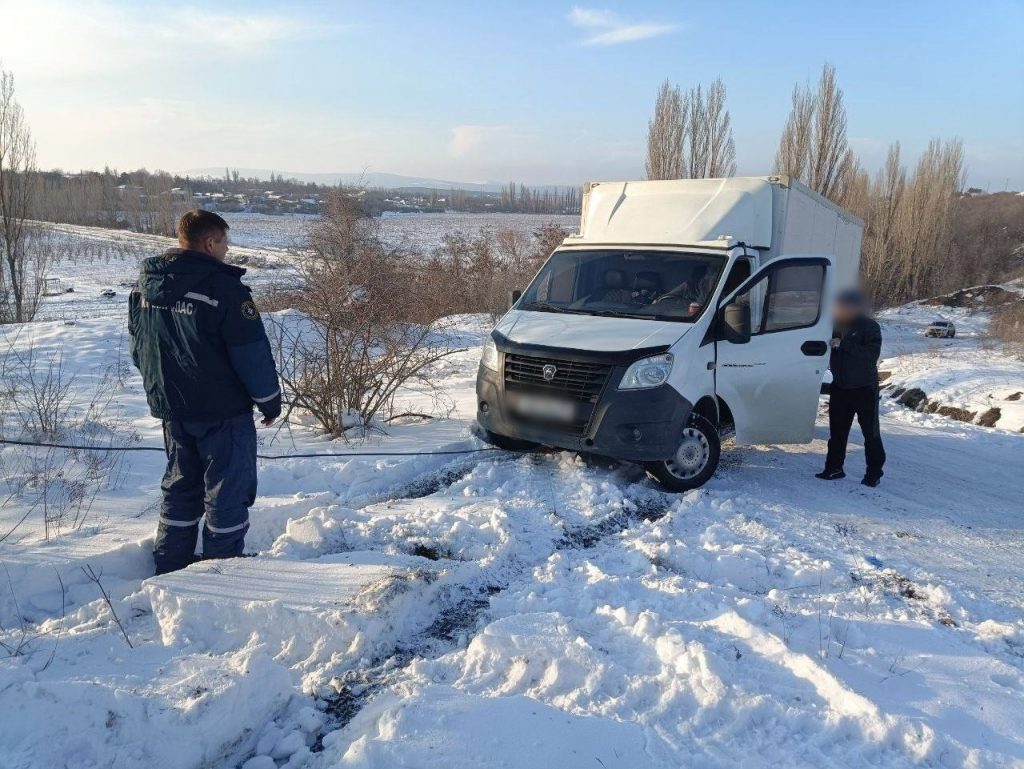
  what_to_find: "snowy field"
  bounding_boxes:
[33,212,578,323]
[215,212,578,252]
[0,225,1022,768]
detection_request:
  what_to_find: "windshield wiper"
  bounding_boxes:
[522,301,574,314]
[589,309,694,322]
[587,309,657,320]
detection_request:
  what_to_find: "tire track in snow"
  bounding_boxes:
[232,452,675,764]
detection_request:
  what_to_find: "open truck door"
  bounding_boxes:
[714,256,832,445]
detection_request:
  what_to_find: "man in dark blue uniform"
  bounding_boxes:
[816,289,886,487]
[129,211,281,574]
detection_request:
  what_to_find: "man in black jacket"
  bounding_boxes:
[817,289,886,487]
[129,211,282,574]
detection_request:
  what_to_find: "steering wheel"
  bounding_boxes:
[653,291,693,305]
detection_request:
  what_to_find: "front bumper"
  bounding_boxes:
[476,357,692,462]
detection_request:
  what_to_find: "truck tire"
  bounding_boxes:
[482,429,539,452]
[644,413,721,492]
[949,330,955,338]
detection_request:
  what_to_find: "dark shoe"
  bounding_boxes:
[815,469,846,480]
[861,473,883,487]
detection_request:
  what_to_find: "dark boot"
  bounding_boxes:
[815,469,846,480]
[861,471,883,487]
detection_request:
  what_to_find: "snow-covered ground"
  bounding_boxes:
[878,283,1024,432]
[1,234,1022,768]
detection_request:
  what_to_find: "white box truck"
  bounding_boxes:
[476,176,864,490]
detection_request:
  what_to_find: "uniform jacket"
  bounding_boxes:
[128,249,280,421]
[829,314,882,390]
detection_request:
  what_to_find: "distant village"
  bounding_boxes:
[190,181,580,217]
[191,188,325,216]
[191,186,454,216]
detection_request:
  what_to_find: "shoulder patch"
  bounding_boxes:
[240,299,260,320]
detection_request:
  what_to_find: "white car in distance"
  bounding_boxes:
[925,320,956,338]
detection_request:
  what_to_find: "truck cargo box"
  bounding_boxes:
[567,176,863,290]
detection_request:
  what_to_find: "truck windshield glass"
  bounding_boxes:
[519,250,725,322]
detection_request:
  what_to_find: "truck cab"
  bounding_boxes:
[476,176,863,490]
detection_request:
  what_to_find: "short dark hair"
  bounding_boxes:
[178,210,229,248]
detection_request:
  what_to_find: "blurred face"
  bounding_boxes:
[833,298,859,324]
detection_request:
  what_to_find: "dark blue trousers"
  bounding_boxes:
[153,414,257,575]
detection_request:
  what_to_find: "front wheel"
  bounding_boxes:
[948,330,956,338]
[644,414,721,492]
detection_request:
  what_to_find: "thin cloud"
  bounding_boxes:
[0,0,342,81]
[567,6,675,46]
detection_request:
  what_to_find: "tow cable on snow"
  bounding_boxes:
[0,437,503,459]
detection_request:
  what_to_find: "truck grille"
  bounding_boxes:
[503,354,611,403]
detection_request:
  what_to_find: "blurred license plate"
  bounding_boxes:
[513,394,576,422]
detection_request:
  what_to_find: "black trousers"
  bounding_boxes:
[153,414,257,575]
[825,386,886,476]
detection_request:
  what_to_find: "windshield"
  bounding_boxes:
[518,249,726,322]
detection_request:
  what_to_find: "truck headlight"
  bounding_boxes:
[619,353,673,390]
[480,338,499,371]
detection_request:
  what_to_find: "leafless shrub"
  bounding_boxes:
[0,335,137,541]
[0,337,76,438]
[266,190,568,435]
[991,302,1024,359]
[422,223,562,319]
[265,189,466,436]
[0,565,65,664]
[82,564,133,648]
[949,193,1024,287]
[0,561,38,657]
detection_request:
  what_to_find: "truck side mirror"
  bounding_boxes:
[509,289,523,309]
[721,301,751,344]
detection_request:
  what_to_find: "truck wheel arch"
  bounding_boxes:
[692,396,719,427]
[715,396,735,431]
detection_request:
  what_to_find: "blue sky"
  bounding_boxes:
[2,0,1021,188]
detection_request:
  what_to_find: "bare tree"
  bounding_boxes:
[774,63,854,205]
[683,84,707,179]
[704,78,737,177]
[809,64,854,202]
[0,67,41,323]
[647,77,736,180]
[859,139,964,306]
[645,80,686,180]
[896,138,964,301]
[859,143,906,301]
[775,83,815,180]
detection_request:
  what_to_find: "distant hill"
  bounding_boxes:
[184,169,576,194]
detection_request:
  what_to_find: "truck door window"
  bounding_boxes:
[762,264,825,332]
